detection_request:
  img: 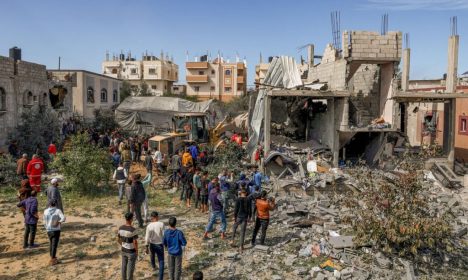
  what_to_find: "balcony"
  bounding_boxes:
[186,62,209,69]
[237,76,245,84]
[237,63,245,70]
[187,75,208,83]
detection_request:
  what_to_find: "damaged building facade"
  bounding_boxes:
[254,30,467,170]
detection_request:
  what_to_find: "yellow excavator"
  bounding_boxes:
[148,112,244,157]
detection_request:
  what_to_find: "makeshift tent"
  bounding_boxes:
[115,97,220,134]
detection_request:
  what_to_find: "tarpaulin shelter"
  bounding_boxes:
[115,96,220,134]
[246,56,303,156]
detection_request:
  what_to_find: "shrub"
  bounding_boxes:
[0,155,17,187]
[92,109,118,133]
[205,141,244,178]
[52,133,113,195]
[342,162,453,260]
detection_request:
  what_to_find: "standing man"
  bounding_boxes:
[203,183,227,239]
[193,169,202,210]
[182,148,193,168]
[46,178,63,213]
[129,174,146,228]
[145,211,165,280]
[27,155,44,192]
[251,190,276,246]
[113,163,128,205]
[43,200,66,265]
[152,148,163,175]
[189,143,198,165]
[144,150,153,177]
[121,143,131,175]
[163,217,187,280]
[169,150,182,188]
[183,166,194,208]
[17,190,39,249]
[118,212,138,280]
[200,171,210,213]
[253,168,263,191]
[17,153,29,179]
[231,188,251,252]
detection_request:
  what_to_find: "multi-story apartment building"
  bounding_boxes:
[102,52,178,96]
[186,55,247,102]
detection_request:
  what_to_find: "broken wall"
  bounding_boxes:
[307,44,347,90]
[406,103,445,147]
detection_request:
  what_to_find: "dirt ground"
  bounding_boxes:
[0,164,218,280]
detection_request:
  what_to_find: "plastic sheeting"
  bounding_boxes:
[115,97,217,134]
[246,56,303,156]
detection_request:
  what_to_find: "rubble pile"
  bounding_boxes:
[190,166,467,280]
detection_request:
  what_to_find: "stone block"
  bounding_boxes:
[329,236,354,248]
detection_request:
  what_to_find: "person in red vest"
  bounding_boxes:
[27,155,44,192]
[48,141,57,161]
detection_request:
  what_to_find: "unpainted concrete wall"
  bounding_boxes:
[343,31,402,61]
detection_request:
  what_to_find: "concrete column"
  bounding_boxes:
[263,95,271,156]
[339,97,349,130]
[401,48,410,91]
[329,98,340,167]
[446,35,459,93]
[307,44,314,71]
[443,99,456,167]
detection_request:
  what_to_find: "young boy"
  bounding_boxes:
[118,212,138,280]
[200,172,209,213]
[163,217,187,280]
[17,190,38,249]
[43,200,66,265]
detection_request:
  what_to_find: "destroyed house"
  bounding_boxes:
[253,30,467,170]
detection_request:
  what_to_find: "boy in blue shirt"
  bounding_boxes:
[163,217,187,280]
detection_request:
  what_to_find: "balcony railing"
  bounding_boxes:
[186,62,209,69]
[186,75,208,83]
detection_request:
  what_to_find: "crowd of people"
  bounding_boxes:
[9,124,272,280]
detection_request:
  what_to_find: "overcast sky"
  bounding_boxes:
[1,0,467,86]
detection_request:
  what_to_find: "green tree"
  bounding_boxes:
[52,133,113,195]
[139,81,152,96]
[11,106,60,161]
[92,109,118,133]
[120,80,133,102]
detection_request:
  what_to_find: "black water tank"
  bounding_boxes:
[200,55,208,62]
[268,56,274,63]
[9,47,21,61]
[119,54,125,61]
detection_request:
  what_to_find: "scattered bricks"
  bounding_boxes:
[329,236,354,249]
[447,198,459,208]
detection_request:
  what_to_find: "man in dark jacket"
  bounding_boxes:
[144,150,153,176]
[231,188,251,252]
[130,174,146,228]
[203,183,227,239]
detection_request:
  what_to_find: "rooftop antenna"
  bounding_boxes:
[330,11,341,50]
[450,16,458,36]
[381,13,389,35]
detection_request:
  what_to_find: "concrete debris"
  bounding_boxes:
[329,236,354,249]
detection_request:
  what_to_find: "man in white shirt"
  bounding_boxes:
[145,211,165,280]
[152,148,163,175]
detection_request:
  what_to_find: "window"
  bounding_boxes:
[149,68,156,74]
[224,87,232,93]
[100,88,108,102]
[210,86,215,91]
[194,86,200,92]
[111,68,118,74]
[0,88,6,111]
[131,68,137,74]
[198,71,205,75]
[151,85,157,90]
[225,69,231,76]
[25,91,33,105]
[460,116,468,135]
[87,87,95,103]
[113,89,118,103]
[211,70,215,75]
[422,112,437,136]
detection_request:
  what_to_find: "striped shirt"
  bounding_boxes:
[118,225,138,253]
